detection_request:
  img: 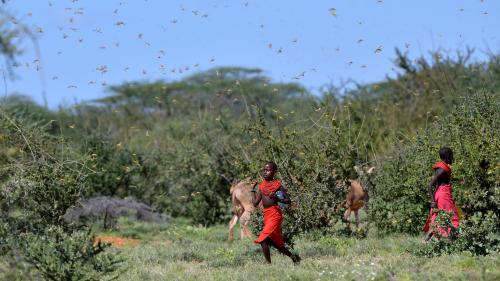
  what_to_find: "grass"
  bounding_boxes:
[96,218,500,281]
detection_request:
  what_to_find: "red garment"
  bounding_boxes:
[259,179,282,196]
[423,162,460,236]
[254,205,285,247]
[433,161,452,177]
[254,179,285,248]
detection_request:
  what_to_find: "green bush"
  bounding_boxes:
[18,227,121,281]
[414,211,500,257]
[81,133,152,200]
[0,111,121,279]
[0,247,34,280]
[370,91,499,254]
[145,119,241,225]
[2,158,87,233]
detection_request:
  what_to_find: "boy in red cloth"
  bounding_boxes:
[252,161,301,264]
[423,147,460,241]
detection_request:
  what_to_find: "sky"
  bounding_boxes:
[1,0,499,108]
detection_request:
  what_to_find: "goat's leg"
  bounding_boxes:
[240,210,253,239]
[343,208,351,222]
[343,208,352,229]
[355,210,360,228]
[228,214,239,242]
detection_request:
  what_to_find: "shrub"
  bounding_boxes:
[17,227,121,281]
[81,133,151,200]
[414,211,500,257]
[0,111,121,279]
[370,91,499,254]
[148,118,246,225]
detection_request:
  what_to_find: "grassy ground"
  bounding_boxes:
[98,218,500,281]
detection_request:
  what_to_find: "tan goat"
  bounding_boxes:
[227,179,260,241]
[342,166,374,227]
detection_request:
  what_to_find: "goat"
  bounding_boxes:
[228,179,260,241]
[342,166,374,227]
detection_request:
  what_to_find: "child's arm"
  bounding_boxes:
[428,168,446,208]
[251,182,261,207]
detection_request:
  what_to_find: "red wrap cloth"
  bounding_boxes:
[423,161,460,237]
[254,179,285,248]
[259,179,282,196]
[433,161,452,177]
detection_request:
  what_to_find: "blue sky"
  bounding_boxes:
[1,0,499,108]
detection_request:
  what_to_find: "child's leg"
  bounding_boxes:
[424,229,433,242]
[260,240,272,263]
[267,238,301,264]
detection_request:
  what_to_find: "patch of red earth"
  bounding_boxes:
[94,235,141,248]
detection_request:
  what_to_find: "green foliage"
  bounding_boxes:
[0,11,24,71]
[415,211,500,257]
[0,95,57,129]
[150,119,243,225]
[18,226,121,281]
[0,143,86,234]
[340,50,500,151]
[454,212,500,255]
[0,247,34,280]
[98,67,308,120]
[102,52,500,236]
[75,67,311,225]
[370,91,499,235]
[245,104,372,245]
[81,133,151,199]
[64,52,500,232]
[370,91,499,254]
[0,111,121,279]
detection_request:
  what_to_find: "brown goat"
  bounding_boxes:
[342,166,374,227]
[342,180,367,227]
[228,179,261,242]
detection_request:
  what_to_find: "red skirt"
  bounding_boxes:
[254,205,285,248]
[423,183,460,237]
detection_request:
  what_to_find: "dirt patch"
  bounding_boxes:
[94,235,141,248]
